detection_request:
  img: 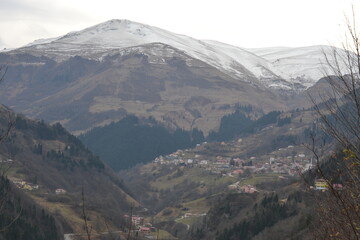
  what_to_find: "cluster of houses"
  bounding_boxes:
[153,145,314,178]
[12,179,39,191]
[312,178,343,191]
[12,179,68,196]
[228,181,258,193]
[124,215,156,234]
[55,188,67,194]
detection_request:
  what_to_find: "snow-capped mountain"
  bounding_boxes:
[0,19,350,134]
[12,19,346,92]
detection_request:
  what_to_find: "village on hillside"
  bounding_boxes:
[153,140,315,191]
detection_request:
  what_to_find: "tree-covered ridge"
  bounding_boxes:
[215,193,299,240]
[79,115,205,170]
[15,116,104,171]
[208,109,290,141]
[186,190,312,240]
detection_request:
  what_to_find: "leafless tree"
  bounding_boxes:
[0,65,20,234]
[309,8,360,240]
[0,66,14,146]
[126,206,133,240]
[82,187,93,240]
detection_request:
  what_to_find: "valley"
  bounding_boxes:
[0,18,353,240]
[0,82,323,239]
[117,108,319,239]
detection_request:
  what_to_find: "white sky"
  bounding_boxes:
[0,0,359,49]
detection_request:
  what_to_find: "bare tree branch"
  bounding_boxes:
[309,9,360,239]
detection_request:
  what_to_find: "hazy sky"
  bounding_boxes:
[0,0,359,49]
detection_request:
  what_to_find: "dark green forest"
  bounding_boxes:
[214,193,303,240]
[185,189,313,240]
[79,115,205,170]
[208,109,289,141]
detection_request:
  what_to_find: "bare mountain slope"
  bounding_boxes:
[0,43,286,134]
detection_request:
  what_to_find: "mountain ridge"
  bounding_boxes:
[9,19,348,92]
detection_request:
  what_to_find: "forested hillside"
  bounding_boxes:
[208,107,292,141]
[79,115,204,170]
[0,104,137,236]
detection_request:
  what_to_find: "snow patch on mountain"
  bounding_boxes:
[24,36,62,47]
[247,45,350,89]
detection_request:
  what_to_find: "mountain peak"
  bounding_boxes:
[58,19,143,39]
[87,19,147,31]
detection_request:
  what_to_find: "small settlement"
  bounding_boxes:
[12,179,39,191]
[154,144,313,177]
[123,215,156,235]
[153,141,315,192]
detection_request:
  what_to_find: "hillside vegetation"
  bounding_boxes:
[80,115,204,170]
[80,106,304,171]
[0,105,137,237]
[119,106,325,239]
